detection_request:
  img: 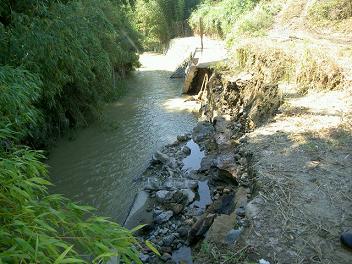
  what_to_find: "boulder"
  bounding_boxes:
[188,213,216,244]
[154,210,174,224]
[156,190,174,203]
[206,213,238,245]
[182,145,191,155]
[181,189,195,205]
[124,191,153,230]
[153,151,177,169]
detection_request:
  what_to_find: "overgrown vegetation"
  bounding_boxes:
[189,0,259,38]
[0,0,142,146]
[0,0,164,262]
[0,67,143,262]
[134,0,199,51]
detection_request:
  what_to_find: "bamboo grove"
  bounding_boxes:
[0,0,198,262]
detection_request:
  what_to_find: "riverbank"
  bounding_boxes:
[124,50,285,262]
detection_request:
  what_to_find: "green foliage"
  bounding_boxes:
[228,1,281,42]
[189,0,259,38]
[1,0,141,144]
[0,1,144,262]
[0,129,141,263]
[0,66,42,141]
[133,0,199,50]
[0,65,142,262]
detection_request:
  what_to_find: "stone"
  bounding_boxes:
[182,146,191,155]
[192,122,215,143]
[153,151,177,169]
[177,134,190,142]
[235,207,246,217]
[206,213,237,244]
[161,253,172,262]
[188,213,216,244]
[177,226,190,238]
[156,190,173,203]
[124,191,153,230]
[154,211,174,224]
[341,232,352,249]
[162,234,176,246]
[259,259,271,264]
[224,229,241,244]
[168,203,184,214]
[181,189,195,204]
[163,178,198,190]
[139,253,149,262]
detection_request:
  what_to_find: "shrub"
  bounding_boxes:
[189,0,259,38]
[227,1,282,43]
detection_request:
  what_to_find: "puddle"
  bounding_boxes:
[172,246,193,264]
[192,180,212,210]
[182,140,205,171]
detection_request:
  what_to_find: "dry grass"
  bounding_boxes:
[296,49,344,94]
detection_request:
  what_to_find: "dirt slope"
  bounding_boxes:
[239,1,352,263]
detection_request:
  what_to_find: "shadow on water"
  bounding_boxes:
[48,67,198,223]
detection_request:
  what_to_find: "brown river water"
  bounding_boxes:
[48,50,199,223]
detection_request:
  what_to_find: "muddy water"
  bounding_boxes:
[48,53,198,223]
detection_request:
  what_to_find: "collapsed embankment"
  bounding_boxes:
[125,43,291,264]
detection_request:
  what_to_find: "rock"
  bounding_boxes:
[124,191,153,230]
[206,213,237,244]
[162,234,176,246]
[156,190,173,203]
[177,226,190,238]
[153,151,177,169]
[161,253,172,262]
[168,203,184,214]
[259,259,271,264]
[144,178,160,191]
[192,122,215,143]
[177,134,190,142]
[139,253,150,262]
[225,229,241,244]
[160,246,172,253]
[215,152,238,182]
[199,154,216,172]
[235,207,246,217]
[181,189,195,204]
[234,187,249,208]
[154,210,174,224]
[188,213,216,244]
[341,232,352,249]
[182,146,191,155]
[207,193,235,215]
[163,178,198,190]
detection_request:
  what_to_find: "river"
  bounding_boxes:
[48,43,201,223]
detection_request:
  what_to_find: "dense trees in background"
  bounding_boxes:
[134,0,200,50]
